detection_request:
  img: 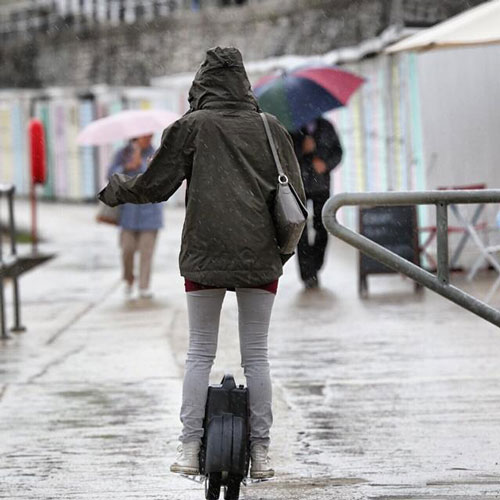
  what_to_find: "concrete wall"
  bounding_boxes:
[0,0,489,88]
[0,0,380,87]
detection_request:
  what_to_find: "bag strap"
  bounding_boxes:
[260,113,287,182]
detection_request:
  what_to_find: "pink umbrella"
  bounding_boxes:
[77,109,180,146]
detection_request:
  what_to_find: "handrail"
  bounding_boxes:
[322,190,500,328]
[0,185,25,339]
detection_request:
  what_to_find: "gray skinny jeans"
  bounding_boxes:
[180,288,275,447]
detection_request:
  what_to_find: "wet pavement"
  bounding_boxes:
[1,200,500,499]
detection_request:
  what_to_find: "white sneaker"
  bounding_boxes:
[139,288,153,299]
[124,283,133,300]
[170,442,200,475]
[250,444,274,479]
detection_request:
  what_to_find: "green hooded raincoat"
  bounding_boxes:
[99,47,305,288]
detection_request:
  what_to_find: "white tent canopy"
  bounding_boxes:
[386,0,500,53]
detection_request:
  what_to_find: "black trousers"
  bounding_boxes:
[297,192,330,282]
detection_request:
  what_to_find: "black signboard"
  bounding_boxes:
[358,205,421,296]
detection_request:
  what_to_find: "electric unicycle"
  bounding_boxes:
[200,374,250,500]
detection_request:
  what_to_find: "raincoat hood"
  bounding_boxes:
[187,47,260,112]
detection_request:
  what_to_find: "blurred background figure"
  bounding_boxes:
[291,118,343,289]
[254,64,362,290]
[107,135,163,299]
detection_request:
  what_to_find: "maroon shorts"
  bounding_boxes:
[184,279,278,295]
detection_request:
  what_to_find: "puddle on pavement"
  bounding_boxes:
[244,475,368,499]
[293,288,337,309]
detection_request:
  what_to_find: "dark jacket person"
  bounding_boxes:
[98,47,305,480]
[291,117,342,197]
[291,117,343,289]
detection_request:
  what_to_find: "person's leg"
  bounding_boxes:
[236,287,276,478]
[236,288,275,445]
[120,230,137,286]
[311,192,330,275]
[137,230,158,292]
[297,198,317,286]
[180,288,226,444]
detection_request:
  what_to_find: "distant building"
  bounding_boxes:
[0,0,491,88]
[0,0,489,42]
[0,0,252,39]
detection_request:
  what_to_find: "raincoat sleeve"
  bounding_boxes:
[98,120,192,206]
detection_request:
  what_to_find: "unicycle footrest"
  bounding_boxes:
[179,473,205,484]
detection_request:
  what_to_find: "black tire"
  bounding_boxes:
[224,474,242,500]
[205,472,222,500]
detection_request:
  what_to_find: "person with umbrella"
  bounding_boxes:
[107,135,163,299]
[78,109,180,299]
[254,65,364,289]
[291,117,343,289]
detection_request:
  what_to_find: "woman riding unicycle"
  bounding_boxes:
[99,46,305,482]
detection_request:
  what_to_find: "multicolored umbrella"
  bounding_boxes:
[254,66,365,131]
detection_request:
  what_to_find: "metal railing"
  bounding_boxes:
[0,185,24,339]
[0,184,55,339]
[322,190,500,328]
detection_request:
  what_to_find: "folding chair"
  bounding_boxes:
[451,205,500,303]
[419,184,488,271]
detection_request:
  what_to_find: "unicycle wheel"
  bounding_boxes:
[205,472,222,500]
[223,474,242,500]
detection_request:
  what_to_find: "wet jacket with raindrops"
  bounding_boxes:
[98,47,305,288]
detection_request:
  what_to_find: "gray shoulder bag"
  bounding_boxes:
[260,113,308,255]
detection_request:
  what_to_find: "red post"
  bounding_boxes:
[28,119,47,253]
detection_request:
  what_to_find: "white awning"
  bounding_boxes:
[386,0,500,53]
